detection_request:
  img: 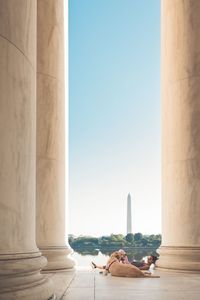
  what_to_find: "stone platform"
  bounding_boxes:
[46,268,200,300]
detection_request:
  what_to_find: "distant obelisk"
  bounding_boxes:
[127,193,132,234]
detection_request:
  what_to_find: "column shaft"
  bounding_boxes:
[158,0,200,272]
[36,0,74,270]
[0,1,54,298]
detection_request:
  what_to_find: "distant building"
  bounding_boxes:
[127,193,132,234]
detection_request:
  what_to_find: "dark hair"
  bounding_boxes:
[151,255,158,264]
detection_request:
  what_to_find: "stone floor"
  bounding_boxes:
[47,267,200,300]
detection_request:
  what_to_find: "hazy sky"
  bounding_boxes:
[68,0,161,237]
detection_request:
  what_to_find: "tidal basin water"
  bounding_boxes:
[71,248,158,267]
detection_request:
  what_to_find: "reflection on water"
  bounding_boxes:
[72,248,158,267]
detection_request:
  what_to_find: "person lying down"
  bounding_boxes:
[92,250,160,278]
[92,249,158,271]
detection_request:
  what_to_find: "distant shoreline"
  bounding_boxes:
[69,233,161,250]
[72,246,158,249]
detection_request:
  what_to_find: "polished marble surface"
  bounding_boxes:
[49,268,200,300]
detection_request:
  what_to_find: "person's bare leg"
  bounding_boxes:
[91,261,105,270]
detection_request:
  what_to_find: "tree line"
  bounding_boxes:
[69,233,161,249]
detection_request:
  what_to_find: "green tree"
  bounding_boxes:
[134,232,143,241]
[141,238,148,247]
[68,234,75,245]
[125,233,134,243]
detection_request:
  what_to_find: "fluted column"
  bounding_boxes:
[0,1,54,299]
[36,0,74,270]
[158,0,200,272]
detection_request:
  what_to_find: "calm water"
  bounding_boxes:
[71,248,158,267]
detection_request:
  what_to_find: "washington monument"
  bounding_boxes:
[127,193,132,234]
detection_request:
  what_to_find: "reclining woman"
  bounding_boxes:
[131,255,158,270]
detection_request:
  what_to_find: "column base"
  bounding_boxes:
[40,246,76,271]
[0,251,54,300]
[157,246,200,272]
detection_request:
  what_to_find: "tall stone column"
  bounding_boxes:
[0,1,54,299]
[36,0,74,270]
[158,0,200,272]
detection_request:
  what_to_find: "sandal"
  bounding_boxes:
[91,261,97,269]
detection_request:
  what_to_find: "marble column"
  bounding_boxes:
[36,0,74,270]
[158,0,200,272]
[0,1,54,299]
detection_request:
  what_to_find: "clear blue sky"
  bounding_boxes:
[69,0,161,236]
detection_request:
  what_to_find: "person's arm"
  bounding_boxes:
[139,263,150,270]
[121,255,130,264]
